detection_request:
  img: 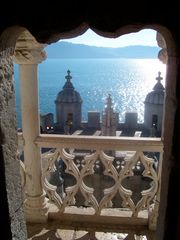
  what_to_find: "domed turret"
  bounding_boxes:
[145,71,165,105]
[144,72,165,136]
[55,70,82,130]
[55,70,82,103]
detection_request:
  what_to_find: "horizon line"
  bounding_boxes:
[55,41,159,49]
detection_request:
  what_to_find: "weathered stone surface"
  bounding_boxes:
[0,49,27,239]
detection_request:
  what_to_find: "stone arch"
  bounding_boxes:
[0,22,178,240]
[51,25,177,240]
[31,24,178,240]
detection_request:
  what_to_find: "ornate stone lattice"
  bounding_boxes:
[42,148,160,218]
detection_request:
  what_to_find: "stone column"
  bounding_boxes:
[14,31,48,222]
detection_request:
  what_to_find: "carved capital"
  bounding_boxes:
[156,32,166,49]
[14,48,47,64]
[13,30,47,64]
[156,32,168,64]
[158,48,168,64]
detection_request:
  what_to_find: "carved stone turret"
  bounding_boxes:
[144,72,165,136]
[55,70,82,131]
[101,94,118,136]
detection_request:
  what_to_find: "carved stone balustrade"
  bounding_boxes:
[32,134,162,238]
[17,132,163,239]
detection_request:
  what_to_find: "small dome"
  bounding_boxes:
[55,70,82,104]
[56,89,82,103]
[145,91,164,104]
[144,72,165,105]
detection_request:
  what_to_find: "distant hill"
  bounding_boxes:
[45,41,160,59]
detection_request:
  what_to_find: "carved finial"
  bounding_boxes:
[153,71,165,91]
[62,70,74,90]
[65,70,72,82]
[107,94,112,108]
[156,71,163,83]
[102,94,117,136]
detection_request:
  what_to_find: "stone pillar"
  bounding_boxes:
[14,31,48,222]
[101,94,117,136]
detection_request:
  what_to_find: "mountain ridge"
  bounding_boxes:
[45,41,160,59]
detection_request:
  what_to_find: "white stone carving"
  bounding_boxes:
[14,48,46,64]
[119,152,158,217]
[14,30,47,64]
[101,94,118,136]
[42,150,63,208]
[18,133,163,233]
[15,30,48,221]
[42,147,159,218]
[156,32,167,64]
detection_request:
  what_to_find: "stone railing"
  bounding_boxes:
[18,133,163,237]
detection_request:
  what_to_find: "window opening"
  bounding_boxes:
[13,28,167,239]
[152,114,158,128]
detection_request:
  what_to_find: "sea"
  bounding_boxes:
[14,58,166,128]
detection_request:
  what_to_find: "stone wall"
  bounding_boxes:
[0,33,27,239]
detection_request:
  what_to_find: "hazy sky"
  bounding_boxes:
[64,29,158,48]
